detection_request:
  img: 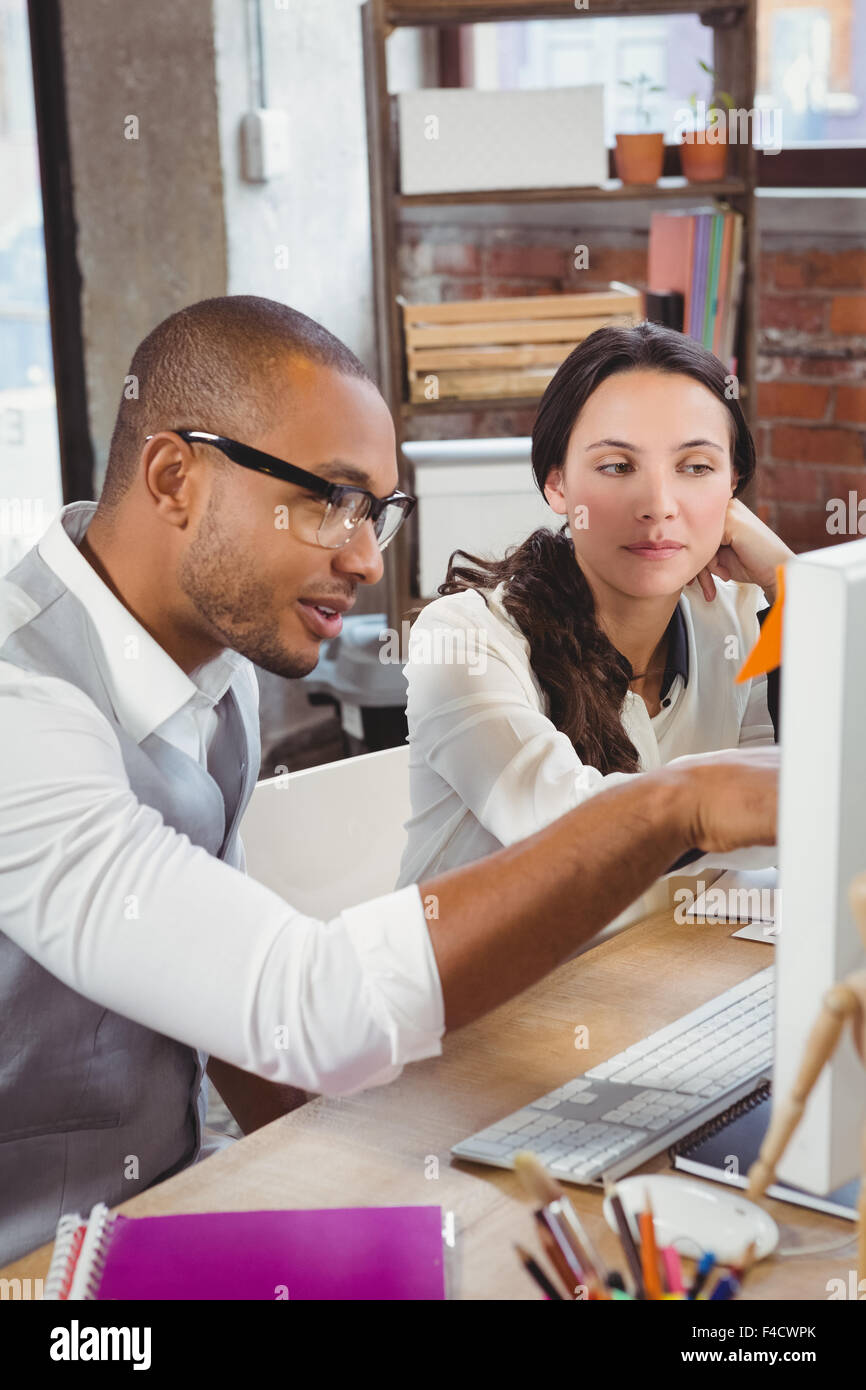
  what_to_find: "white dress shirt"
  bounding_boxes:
[0,507,445,1096]
[396,578,778,941]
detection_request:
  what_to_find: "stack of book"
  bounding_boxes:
[647,206,745,372]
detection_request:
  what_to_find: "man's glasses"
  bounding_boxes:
[160,430,416,552]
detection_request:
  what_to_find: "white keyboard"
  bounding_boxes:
[452,966,774,1185]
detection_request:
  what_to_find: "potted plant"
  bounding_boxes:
[680,60,734,182]
[614,73,666,185]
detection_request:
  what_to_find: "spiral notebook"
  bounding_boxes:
[44,1203,446,1300]
[668,1082,859,1221]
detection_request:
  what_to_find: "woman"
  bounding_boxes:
[395,321,790,940]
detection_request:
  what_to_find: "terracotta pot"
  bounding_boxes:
[680,127,728,182]
[613,131,665,185]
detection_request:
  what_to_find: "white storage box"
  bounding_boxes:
[397,86,607,196]
[401,438,555,598]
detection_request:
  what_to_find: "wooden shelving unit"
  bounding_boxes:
[398,175,750,207]
[361,0,759,626]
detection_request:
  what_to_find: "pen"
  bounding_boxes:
[729,1239,758,1286]
[639,1204,664,1299]
[515,1242,564,1301]
[639,1217,667,1301]
[540,1201,588,1282]
[709,1239,758,1301]
[708,1272,739,1300]
[584,1269,612,1301]
[688,1250,717,1300]
[514,1152,608,1283]
[534,1207,584,1298]
[603,1178,646,1299]
[661,1245,685,1295]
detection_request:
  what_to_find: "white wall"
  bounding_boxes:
[213,0,377,372]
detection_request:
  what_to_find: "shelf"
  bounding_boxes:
[362,0,758,625]
[402,364,754,418]
[398,176,748,208]
[401,394,544,416]
[385,0,748,24]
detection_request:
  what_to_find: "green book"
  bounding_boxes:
[702,213,724,351]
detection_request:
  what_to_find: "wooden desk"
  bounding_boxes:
[3,907,857,1299]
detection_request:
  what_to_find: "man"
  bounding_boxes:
[0,296,778,1264]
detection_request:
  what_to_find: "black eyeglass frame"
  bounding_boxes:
[153,429,417,549]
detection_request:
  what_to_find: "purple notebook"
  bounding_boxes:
[59,1206,446,1300]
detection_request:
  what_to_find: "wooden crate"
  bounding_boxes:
[401,283,642,404]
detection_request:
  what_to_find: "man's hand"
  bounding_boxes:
[666,747,779,855]
[206,1057,309,1135]
[425,749,779,1032]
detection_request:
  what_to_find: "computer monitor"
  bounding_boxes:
[775,534,866,1193]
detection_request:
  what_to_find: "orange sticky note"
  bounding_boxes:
[736,563,785,684]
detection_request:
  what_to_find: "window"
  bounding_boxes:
[469,14,714,146]
[0,0,62,574]
[446,2,865,184]
[757,0,864,143]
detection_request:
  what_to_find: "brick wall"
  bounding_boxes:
[398,221,866,554]
[756,246,866,549]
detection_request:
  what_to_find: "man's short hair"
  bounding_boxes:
[100,295,374,512]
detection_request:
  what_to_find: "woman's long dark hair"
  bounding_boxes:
[439,321,757,774]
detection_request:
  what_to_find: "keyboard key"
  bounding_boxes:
[644,1113,678,1131]
[678,1077,712,1094]
[599,1136,642,1159]
[524,1113,561,1132]
[534,1146,565,1163]
[584,1062,615,1080]
[610,1062,650,1084]
[635,1068,674,1088]
[546,1123,580,1142]
[496,1110,540,1132]
[517,1112,553,1134]
[561,1078,593,1096]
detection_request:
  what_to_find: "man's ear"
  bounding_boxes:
[141,432,198,528]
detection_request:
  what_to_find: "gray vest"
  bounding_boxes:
[0,504,261,1265]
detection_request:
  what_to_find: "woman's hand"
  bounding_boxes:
[688,498,794,604]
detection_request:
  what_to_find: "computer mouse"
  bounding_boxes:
[602,1174,779,1264]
